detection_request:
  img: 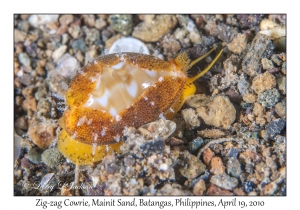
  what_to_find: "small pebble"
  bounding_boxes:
[37,98,51,118]
[197,129,225,139]
[133,15,177,42]
[26,147,43,164]
[95,18,107,30]
[259,130,268,140]
[266,156,277,172]
[52,45,67,61]
[210,173,238,190]
[266,118,285,139]
[189,30,201,44]
[82,14,95,27]
[14,134,23,160]
[242,33,274,76]
[210,157,225,175]
[227,33,247,54]
[108,14,133,36]
[14,29,27,43]
[140,14,156,26]
[193,179,206,195]
[237,14,263,29]
[140,139,165,157]
[227,148,239,158]
[41,148,63,168]
[202,148,215,166]
[251,72,276,94]
[18,53,31,67]
[271,54,282,66]
[237,76,250,96]
[243,93,256,103]
[21,158,35,171]
[28,15,59,28]
[260,26,285,39]
[181,108,200,129]
[178,151,206,180]
[197,95,236,129]
[260,19,278,31]
[83,27,100,45]
[55,53,80,79]
[185,94,210,108]
[277,76,286,95]
[233,188,246,196]
[22,97,37,112]
[252,102,265,117]
[243,180,255,194]
[206,184,234,196]
[273,36,286,51]
[211,23,238,43]
[14,116,28,130]
[227,157,242,178]
[241,102,253,110]
[258,88,280,108]
[262,182,278,195]
[17,20,30,33]
[59,14,74,26]
[71,38,87,52]
[27,119,57,149]
[262,147,272,157]
[261,58,274,70]
[225,88,241,103]
[162,37,181,59]
[221,54,240,90]
[68,25,82,39]
[187,137,204,154]
[165,137,184,146]
[274,102,286,118]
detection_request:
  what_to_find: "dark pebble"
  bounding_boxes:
[187,137,204,154]
[185,44,208,60]
[140,139,165,157]
[242,33,274,76]
[26,42,38,58]
[227,148,239,158]
[71,39,87,52]
[241,102,253,110]
[273,37,286,52]
[225,88,241,103]
[243,180,255,194]
[236,14,264,29]
[266,119,286,139]
[21,158,35,171]
[184,129,195,141]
